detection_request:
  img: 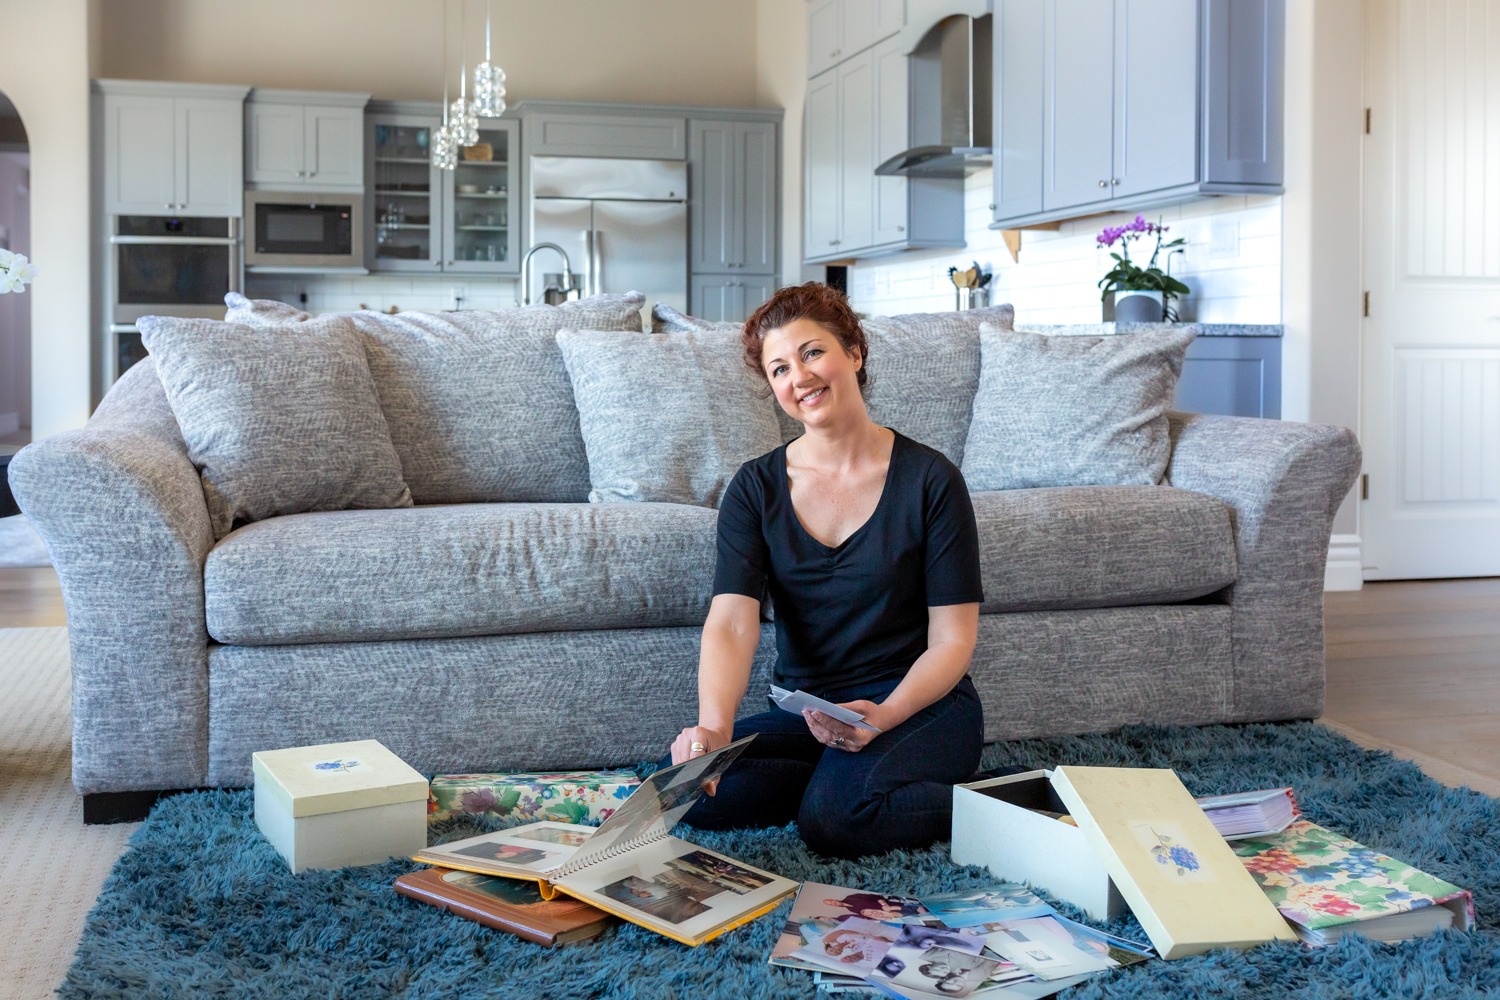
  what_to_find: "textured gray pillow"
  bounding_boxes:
[860,304,1015,465]
[650,302,738,333]
[139,314,413,539]
[223,292,314,325]
[215,292,646,504]
[555,328,783,507]
[962,323,1195,490]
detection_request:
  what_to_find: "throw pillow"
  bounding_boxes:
[223,292,314,325]
[860,303,1015,466]
[961,323,1195,491]
[650,302,737,334]
[138,314,413,539]
[648,301,1019,464]
[554,328,783,507]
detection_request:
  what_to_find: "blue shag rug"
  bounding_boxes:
[61,722,1500,999]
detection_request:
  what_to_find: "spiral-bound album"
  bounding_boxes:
[412,735,798,946]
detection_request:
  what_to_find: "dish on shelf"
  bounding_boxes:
[457,183,480,194]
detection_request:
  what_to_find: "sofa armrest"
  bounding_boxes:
[1165,411,1362,722]
[8,360,214,794]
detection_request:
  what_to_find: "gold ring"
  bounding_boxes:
[689,741,707,754]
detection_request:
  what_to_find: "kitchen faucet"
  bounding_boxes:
[519,243,575,306]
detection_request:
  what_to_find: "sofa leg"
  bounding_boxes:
[82,789,189,825]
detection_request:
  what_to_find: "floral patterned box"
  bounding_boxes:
[427,769,641,826]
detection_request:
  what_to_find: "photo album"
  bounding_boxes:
[413,735,798,946]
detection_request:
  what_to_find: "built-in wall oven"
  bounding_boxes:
[108,215,241,378]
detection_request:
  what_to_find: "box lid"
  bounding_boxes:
[252,740,428,818]
[1050,765,1298,959]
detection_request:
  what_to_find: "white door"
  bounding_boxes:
[1362,0,1500,579]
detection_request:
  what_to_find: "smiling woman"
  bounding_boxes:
[663,282,987,860]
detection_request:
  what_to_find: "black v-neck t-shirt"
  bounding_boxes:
[712,431,984,692]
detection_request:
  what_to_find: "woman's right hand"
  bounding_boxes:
[670,725,730,794]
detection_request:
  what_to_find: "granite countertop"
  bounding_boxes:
[1015,323,1283,338]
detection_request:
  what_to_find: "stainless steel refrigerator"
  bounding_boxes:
[528,156,688,316]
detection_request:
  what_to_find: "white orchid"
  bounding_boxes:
[0,248,38,295]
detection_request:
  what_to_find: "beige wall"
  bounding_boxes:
[95,0,765,107]
[0,0,92,441]
[1281,0,1365,541]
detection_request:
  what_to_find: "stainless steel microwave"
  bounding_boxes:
[244,190,365,268]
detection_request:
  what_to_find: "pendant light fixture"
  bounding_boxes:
[431,0,458,170]
[471,0,507,118]
[451,0,480,147]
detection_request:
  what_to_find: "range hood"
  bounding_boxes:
[876,14,992,178]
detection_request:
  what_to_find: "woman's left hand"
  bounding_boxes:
[803,700,889,753]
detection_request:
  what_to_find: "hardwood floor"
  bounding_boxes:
[0,567,66,628]
[2,568,1496,795]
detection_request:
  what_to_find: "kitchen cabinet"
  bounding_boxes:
[98,80,249,217]
[247,90,369,191]
[525,112,685,160]
[991,0,1285,229]
[803,36,965,265]
[692,274,777,324]
[1175,335,1281,419]
[366,103,519,275]
[688,116,779,322]
[807,0,906,78]
[689,120,778,276]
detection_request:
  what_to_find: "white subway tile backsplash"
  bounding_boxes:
[846,171,1282,325]
[244,273,523,316]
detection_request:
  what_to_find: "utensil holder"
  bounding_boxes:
[956,287,990,311]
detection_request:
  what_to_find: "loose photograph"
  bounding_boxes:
[790,915,901,976]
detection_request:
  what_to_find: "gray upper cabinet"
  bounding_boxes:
[992,0,1044,220]
[246,90,368,191]
[689,120,777,275]
[807,0,905,78]
[1201,0,1284,188]
[525,112,685,160]
[993,0,1284,229]
[804,35,964,265]
[99,81,248,217]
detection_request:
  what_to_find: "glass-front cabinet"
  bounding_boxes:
[366,104,519,275]
[442,120,517,272]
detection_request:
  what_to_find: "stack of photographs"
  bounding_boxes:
[769,882,1154,998]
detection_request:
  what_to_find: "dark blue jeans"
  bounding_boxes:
[665,675,983,860]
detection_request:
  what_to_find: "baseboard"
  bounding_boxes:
[1325,534,1363,592]
[0,412,17,436]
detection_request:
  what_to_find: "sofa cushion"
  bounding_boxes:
[221,292,648,504]
[555,328,783,507]
[204,502,720,646]
[138,314,412,539]
[650,301,1016,464]
[963,323,1195,491]
[972,485,1236,612]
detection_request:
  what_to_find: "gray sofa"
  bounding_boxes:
[10,294,1361,822]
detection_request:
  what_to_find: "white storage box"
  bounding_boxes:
[253,739,429,873]
[952,769,1126,921]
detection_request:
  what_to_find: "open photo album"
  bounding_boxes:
[413,735,798,946]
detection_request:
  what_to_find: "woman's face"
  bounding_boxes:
[759,317,863,425]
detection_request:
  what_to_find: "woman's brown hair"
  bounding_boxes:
[741,282,869,390]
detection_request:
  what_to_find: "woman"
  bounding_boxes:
[667,282,984,859]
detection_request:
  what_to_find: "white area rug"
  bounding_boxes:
[0,515,50,568]
[0,627,135,998]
